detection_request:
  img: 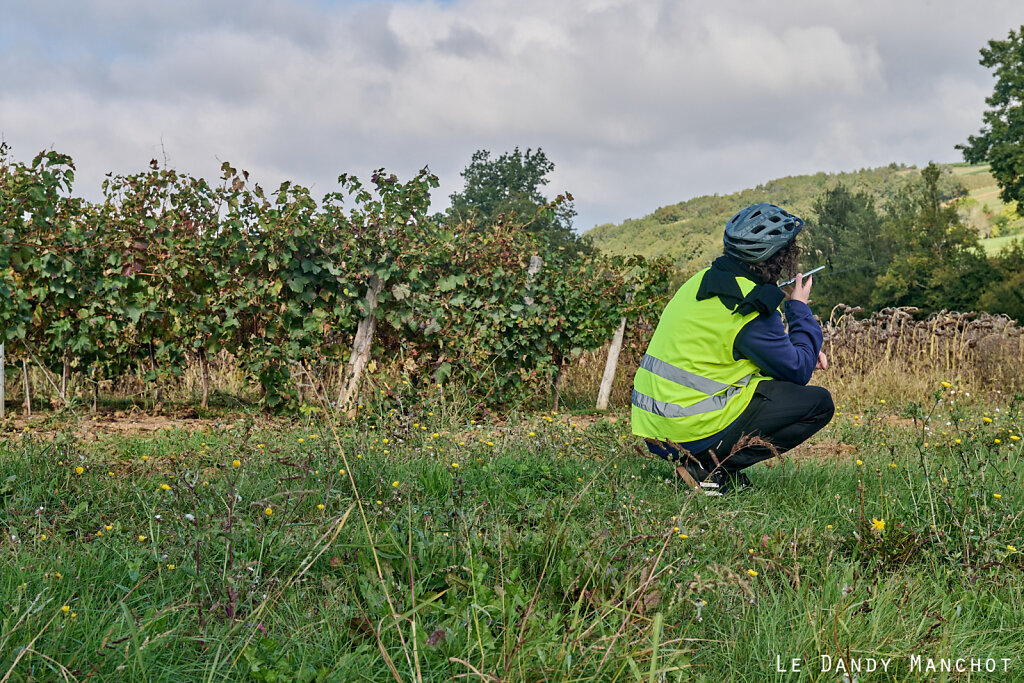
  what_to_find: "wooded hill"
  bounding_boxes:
[585,163,1021,278]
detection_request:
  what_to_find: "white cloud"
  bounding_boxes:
[2,0,1023,229]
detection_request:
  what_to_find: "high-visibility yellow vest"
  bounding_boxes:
[631,267,770,444]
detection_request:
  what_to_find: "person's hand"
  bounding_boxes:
[784,272,813,305]
[815,350,828,370]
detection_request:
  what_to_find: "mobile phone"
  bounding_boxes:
[779,265,825,288]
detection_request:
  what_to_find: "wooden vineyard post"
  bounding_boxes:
[199,348,210,410]
[0,343,5,419]
[337,274,384,418]
[596,290,633,411]
[61,352,69,407]
[22,358,31,416]
[596,316,627,411]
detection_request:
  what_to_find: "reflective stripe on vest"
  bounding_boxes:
[632,354,753,418]
[639,353,732,395]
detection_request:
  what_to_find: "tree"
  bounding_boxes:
[803,184,890,315]
[958,26,1024,209]
[446,147,584,252]
[872,163,983,311]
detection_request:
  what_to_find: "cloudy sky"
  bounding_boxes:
[3,0,1023,231]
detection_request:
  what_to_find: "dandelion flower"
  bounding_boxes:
[167,564,176,570]
[871,518,885,532]
[232,460,241,468]
[139,535,147,542]
[747,569,758,578]
[995,439,1002,444]
[40,534,47,541]
[1008,545,1017,553]
[452,463,459,469]
[994,493,1002,500]
[75,466,84,475]
[298,438,304,444]
[827,525,833,530]
[856,460,863,466]
[376,500,383,505]
[265,507,273,516]
[141,456,149,462]
[528,432,536,437]
[941,381,951,388]
[679,534,688,540]
[160,484,171,491]
[339,469,345,475]
[984,417,993,423]
[392,481,399,487]
[317,504,325,511]
[62,605,70,613]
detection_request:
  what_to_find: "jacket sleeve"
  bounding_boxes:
[733,300,822,385]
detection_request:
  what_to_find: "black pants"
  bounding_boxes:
[647,381,835,473]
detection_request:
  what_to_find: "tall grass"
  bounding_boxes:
[2,373,1023,680]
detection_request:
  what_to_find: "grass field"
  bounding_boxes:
[2,382,1023,681]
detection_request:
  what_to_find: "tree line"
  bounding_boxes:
[803,163,1024,321]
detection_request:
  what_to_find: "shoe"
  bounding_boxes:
[676,465,752,497]
[674,460,724,497]
[729,471,752,491]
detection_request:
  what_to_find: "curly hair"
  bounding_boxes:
[746,240,802,284]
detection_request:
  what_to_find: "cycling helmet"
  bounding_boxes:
[723,203,804,263]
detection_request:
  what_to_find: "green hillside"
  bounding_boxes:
[586,163,1020,276]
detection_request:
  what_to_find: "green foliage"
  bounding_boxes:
[803,184,892,316]
[872,163,985,311]
[959,26,1024,212]
[979,240,1024,322]
[0,147,669,411]
[446,147,583,253]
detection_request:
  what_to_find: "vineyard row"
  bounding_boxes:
[0,148,672,412]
